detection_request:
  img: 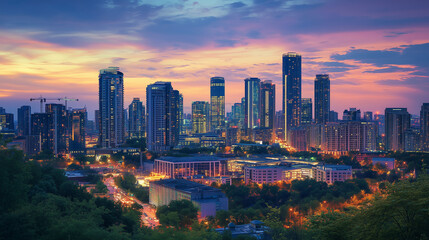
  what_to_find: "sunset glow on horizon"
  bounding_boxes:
[1,0,428,118]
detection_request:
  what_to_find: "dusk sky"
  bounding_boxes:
[0,0,428,119]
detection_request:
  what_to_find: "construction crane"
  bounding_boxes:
[61,97,79,109]
[30,96,61,113]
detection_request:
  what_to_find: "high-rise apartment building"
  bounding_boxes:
[420,103,429,151]
[128,98,145,139]
[31,112,54,153]
[363,111,373,121]
[179,93,184,134]
[314,74,330,124]
[70,108,86,152]
[385,108,410,151]
[17,106,31,136]
[98,67,124,148]
[45,103,68,154]
[282,52,302,140]
[343,108,361,121]
[146,82,180,152]
[301,98,312,125]
[260,80,275,129]
[0,113,14,132]
[244,78,261,129]
[210,77,225,132]
[329,111,338,122]
[231,102,242,127]
[192,101,210,134]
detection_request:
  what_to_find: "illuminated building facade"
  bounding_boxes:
[45,103,68,154]
[210,77,225,132]
[282,52,302,141]
[154,156,227,178]
[314,74,330,124]
[0,113,14,132]
[17,105,31,136]
[128,98,145,139]
[146,82,180,152]
[98,67,124,148]
[421,103,429,151]
[301,98,312,125]
[313,165,352,184]
[244,78,261,129]
[192,101,210,134]
[149,179,228,218]
[70,108,86,152]
[385,108,410,151]
[260,80,275,129]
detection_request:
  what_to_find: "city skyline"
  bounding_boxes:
[0,0,429,118]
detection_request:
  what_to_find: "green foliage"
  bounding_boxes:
[67,163,83,170]
[0,149,141,239]
[0,149,28,212]
[156,200,199,228]
[114,173,149,203]
[92,180,108,194]
[388,152,429,173]
[306,175,429,240]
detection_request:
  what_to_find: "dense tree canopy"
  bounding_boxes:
[156,200,199,229]
[306,176,429,240]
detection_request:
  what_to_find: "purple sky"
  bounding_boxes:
[0,0,428,119]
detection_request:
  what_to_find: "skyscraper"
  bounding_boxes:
[179,94,184,134]
[420,103,429,151]
[146,82,179,152]
[363,111,373,121]
[314,74,330,124]
[282,52,302,141]
[329,110,338,122]
[231,102,242,127]
[385,108,410,151]
[99,67,124,148]
[244,77,261,129]
[210,77,225,132]
[0,112,14,132]
[45,103,68,154]
[128,98,145,139]
[18,106,31,136]
[260,80,275,129]
[94,109,100,134]
[31,112,54,153]
[192,101,210,134]
[70,108,86,152]
[301,98,312,125]
[343,108,361,121]
[171,90,181,146]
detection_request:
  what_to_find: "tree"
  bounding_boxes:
[156,200,199,228]
[307,176,429,240]
[92,180,108,194]
[100,156,108,163]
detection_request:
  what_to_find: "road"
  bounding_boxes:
[103,177,160,228]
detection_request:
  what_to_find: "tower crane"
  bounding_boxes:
[30,96,61,113]
[60,97,79,109]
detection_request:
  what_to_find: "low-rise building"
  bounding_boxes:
[282,164,314,181]
[313,165,352,184]
[245,164,314,184]
[149,179,228,218]
[154,156,227,178]
[244,166,283,184]
[189,175,232,186]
